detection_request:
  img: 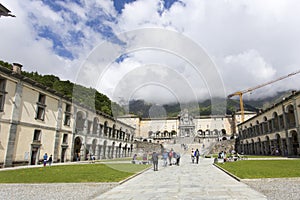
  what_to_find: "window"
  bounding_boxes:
[62,134,68,144]
[64,103,71,126]
[0,78,7,112]
[36,93,46,120]
[33,129,41,142]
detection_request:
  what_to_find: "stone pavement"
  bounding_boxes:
[94,154,267,200]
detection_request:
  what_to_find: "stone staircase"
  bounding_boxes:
[163,137,218,157]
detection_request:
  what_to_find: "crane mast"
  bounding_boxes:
[228,69,300,122]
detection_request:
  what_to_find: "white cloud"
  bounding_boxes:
[1,0,300,104]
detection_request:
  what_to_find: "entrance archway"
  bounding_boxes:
[291,130,299,155]
[73,137,82,161]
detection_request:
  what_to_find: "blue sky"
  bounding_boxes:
[1,0,300,103]
[28,0,181,60]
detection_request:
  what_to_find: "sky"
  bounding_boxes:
[1,0,300,106]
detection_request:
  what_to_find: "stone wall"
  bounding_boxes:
[209,139,236,154]
[133,141,163,156]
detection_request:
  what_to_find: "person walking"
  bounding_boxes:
[162,150,168,167]
[168,149,173,166]
[152,151,159,171]
[48,155,52,166]
[43,153,48,167]
[175,152,181,166]
[194,149,200,164]
[191,149,195,164]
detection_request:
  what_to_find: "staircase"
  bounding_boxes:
[162,137,218,157]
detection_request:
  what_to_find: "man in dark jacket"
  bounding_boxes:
[195,149,200,164]
[152,152,159,171]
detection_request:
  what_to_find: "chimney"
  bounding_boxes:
[12,63,22,74]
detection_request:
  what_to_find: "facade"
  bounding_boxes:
[118,110,236,143]
[0,64,135,168]
[237,91,300,157]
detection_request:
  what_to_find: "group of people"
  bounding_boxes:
[151,149,181,171]
[191,148,201,164]
[43,153,52,167]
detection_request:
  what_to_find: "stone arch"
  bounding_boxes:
[245,140,249,154]
[205,129,210,135]
[263,116,269,133]
[221,129,226,135]
[273,112,279,131]
[249,123,253,137]
[171,130,177,137]
[148,131,154,138]
[275,134,281,156]
[213,129,218,136]
[197,129,203,135]
[119,127,122,140]
[112,124,116,138]
[75,111,85,132]
[291,130,299,155]
[255,120,260,136]
[257,137,262,155]
[251,139,255,154]
[91,139,97,156]
[104,121,108,136]
[156,131,160,138]
[163,130,168,138]
[92,117,99,135]
[286,104,296,128]
[118,143,122,158]
[73,136,83,161]
[103,140,107,159]
[111,141,115,159]
[124,144,128,157]
[265,136,271,155]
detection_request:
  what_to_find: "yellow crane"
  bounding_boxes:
[228,69,300,122]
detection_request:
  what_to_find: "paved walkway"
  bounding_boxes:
[94,154,267,200]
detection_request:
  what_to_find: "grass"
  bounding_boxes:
[244,155,281,158]
[217,160,300,179]
[97,157,133,162]
[0,163,150,183]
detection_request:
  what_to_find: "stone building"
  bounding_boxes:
[237,91,300,157]
[0,64,135,168]
[118,110,236,143]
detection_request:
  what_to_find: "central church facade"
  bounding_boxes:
[118,109,237,143]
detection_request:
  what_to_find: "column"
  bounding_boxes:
[70,106,77,162]
[95,145,99,159]
[282,104,292,156]
[5,81,23,167]
[293,98,300,149]
[53,98,63,162]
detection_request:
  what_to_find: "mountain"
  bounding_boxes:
[127,91,295,118]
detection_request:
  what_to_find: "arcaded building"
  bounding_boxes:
[0,64,135,168]
[237,91,300,157]
[118,109,237,143]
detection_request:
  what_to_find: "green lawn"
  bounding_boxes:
[217,160,300,179]
[244,155,281,158]
[0,163,150,183]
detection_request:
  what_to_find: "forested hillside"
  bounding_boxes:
[0,60,124,116]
